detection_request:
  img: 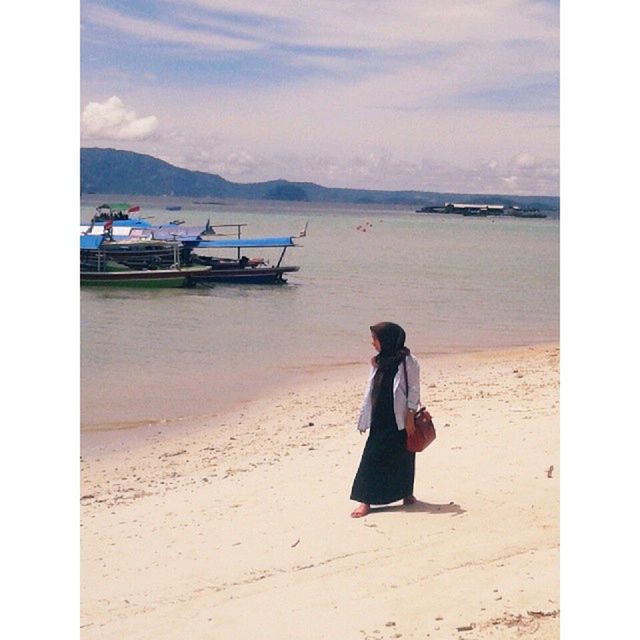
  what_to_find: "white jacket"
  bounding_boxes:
[357,354,421,432]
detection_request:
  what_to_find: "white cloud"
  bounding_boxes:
[81,96,159,141]
[196,150,261,179]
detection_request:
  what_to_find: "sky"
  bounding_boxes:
[80,0,560,195]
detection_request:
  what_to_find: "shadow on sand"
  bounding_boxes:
[370,500,466,517]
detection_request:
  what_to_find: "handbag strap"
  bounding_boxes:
[403,357,423,410]
[402,357,409,398]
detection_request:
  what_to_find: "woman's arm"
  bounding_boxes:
[357,365,377,432]
[406,356,421,411]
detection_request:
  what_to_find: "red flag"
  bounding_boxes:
[128,206,140,213]
[103,220,113,231]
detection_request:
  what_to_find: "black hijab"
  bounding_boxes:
[370,322,410,373]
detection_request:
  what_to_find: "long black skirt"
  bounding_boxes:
[350,382,415,505]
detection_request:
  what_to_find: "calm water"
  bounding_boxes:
[80,197,559,430]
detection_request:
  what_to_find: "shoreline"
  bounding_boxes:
[81,339,558,449]
[81,342,559,639]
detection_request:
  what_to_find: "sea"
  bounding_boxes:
[80,196,559,432]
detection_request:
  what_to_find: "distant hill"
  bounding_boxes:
[80,148,560,213]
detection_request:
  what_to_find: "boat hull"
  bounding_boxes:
[80,266,211,288]
[190,265,300,284]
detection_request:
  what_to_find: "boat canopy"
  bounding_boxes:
[185,236,297,249]
[81,224,147,239]
[112,219,151,227]
[81,219,151,231]
[152,225,207,242]
[80,235,104,249]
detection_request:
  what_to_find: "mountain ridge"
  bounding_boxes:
[80,147,560,212]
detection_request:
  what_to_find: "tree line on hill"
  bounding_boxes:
[80,147,560,213]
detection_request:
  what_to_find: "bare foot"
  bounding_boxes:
[403,496,417,505]
[350,503,370,518]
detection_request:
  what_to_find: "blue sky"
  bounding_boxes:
[80,0,560,195]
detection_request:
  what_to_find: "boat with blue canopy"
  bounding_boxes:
[80,206,305,285]
[178,232,301,284]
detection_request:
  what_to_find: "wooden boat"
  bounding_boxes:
[180,232,302,284]
[81,210,306,286]
[80,265,212,288]
[185,259,299,284]
[80,232,210,288]
[92,202,141,222]
[147,221,306,284]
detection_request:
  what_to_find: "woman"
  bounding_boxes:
[350,322,421,518]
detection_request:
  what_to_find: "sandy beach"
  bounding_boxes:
[80,343,559,639]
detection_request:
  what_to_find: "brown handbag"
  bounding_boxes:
[403,358,436,453]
